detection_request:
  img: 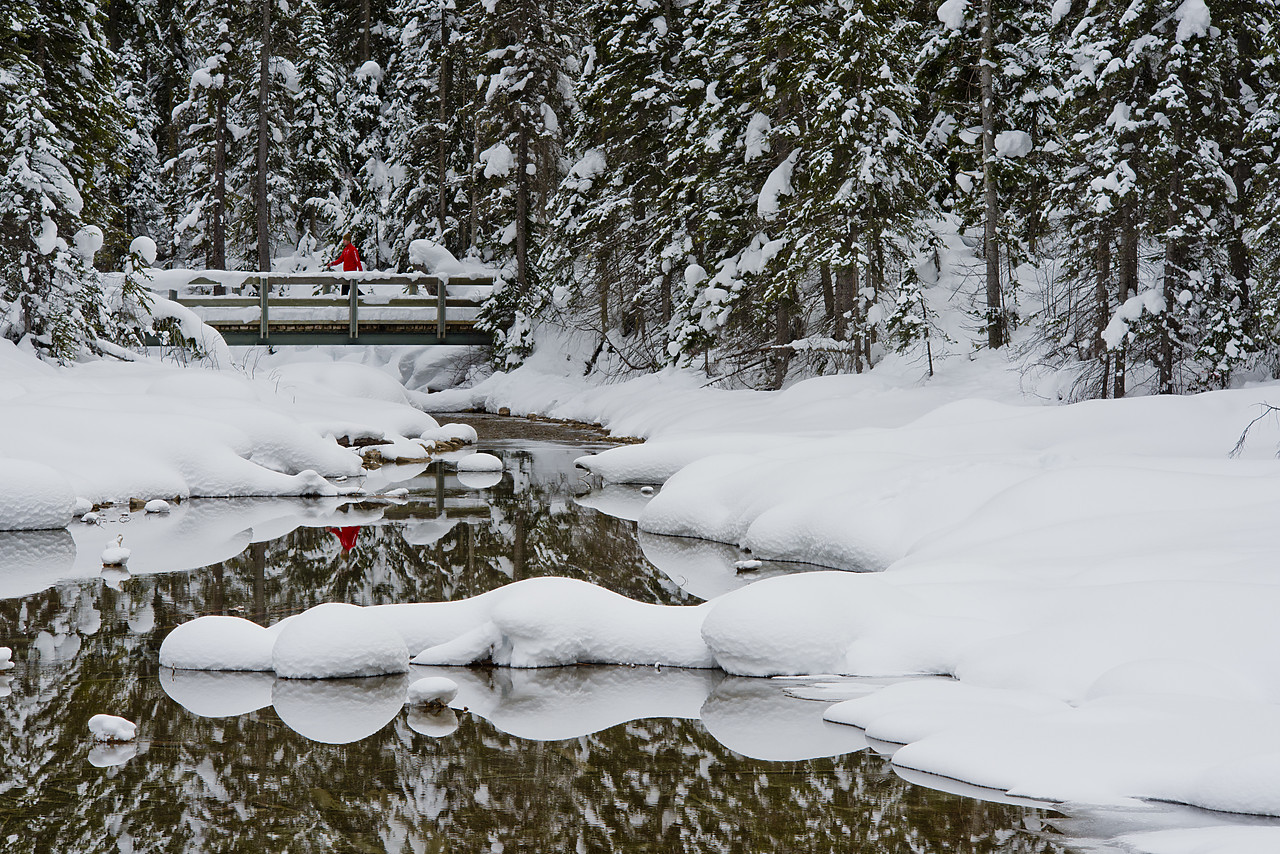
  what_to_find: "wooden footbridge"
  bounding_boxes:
[147,271,496,346]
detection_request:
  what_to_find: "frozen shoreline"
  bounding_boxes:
[8,330,1280,850]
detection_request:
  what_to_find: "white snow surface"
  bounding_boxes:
[0,341,440,527]
[0,459,76,530]
[455,452,503,472]
[1175,0,1211,41]
[414,338,1280,820]
[272,602,410,679]
[88,714,137,742]
[407,676,459,706]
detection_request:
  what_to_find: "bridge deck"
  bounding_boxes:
[145,272,495,347]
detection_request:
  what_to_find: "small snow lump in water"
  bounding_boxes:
[407,676,459,708]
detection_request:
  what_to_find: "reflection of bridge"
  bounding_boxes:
[379,467,493,520]
[147,272,495,346]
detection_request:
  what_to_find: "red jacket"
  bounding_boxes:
[328,242,364,272]
[329,526,361,552]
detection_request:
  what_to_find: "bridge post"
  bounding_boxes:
[349,278,359,339]
[436,280,447,341]
[258,275,269,341]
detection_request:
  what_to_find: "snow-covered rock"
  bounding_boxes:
[272,602,410,679]
[143,499,171,514]
[407,676,459,707]
[88,714,137,742]
[101,535,130,566]
[456,452,503,472]
[0,647,12,671]
[420,423,478,446]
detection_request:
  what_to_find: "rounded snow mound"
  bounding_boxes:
[407,676,458,707]
[160,615,280,672]
[88,714,137,742]
[457,452,503,472]
[0,459,76,531]
[408,239,466,276]
[272,602,409,679]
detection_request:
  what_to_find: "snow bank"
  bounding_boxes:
[272,602,409,679]
[161,577,716,676]
[0,341,441,520]
[0,460,76,530]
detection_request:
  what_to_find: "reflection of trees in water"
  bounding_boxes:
[0,449,1069,853]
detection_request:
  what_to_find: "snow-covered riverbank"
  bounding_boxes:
[414,342,1280,833]
[8,329,1280,849]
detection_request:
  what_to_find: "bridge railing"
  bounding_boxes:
[156,271,496,346]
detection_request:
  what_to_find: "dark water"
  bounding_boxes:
[0,416,1075,853]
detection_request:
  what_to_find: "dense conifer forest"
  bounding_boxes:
[2,0,1279,393]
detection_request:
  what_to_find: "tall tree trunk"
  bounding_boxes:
[515,124,530,291]
[469,115,480,254]
[1094,226,1113,397]
[1114,201,1137,398]
[210,88,227,270]
[820,262,834,319]
[980,0,1004,348]
[255,0,272,273]
[360,0,371,64]
[436,9,451,241]
[1226,28,1255,335]
[660,271,671,324]
[772,295,792,389]
[1159,148,1183,395]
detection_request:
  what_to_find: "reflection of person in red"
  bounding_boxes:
[326,234,364,295]
[328,526,362,552]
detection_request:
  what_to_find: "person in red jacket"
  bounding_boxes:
[327,234,364,295]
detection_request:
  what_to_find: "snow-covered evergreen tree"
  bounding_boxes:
[0,0,130,361]
[385,0,476,266]
[287,0,349,261]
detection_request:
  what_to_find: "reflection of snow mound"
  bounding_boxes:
[408,706,459,737]
[0,529,75,599]
[456,469,502,490]
[273,602,409,679]
[481,666,720,741]
[160,668,275,717]
[88,743,137,768]
[402,517,459,546]
[700,678,867,761]
[575,484,654,523]
[457,452,503,472]
[637,531,755,600]
[272,674,406,744]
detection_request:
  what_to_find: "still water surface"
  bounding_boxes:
[0,416,1076,852]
